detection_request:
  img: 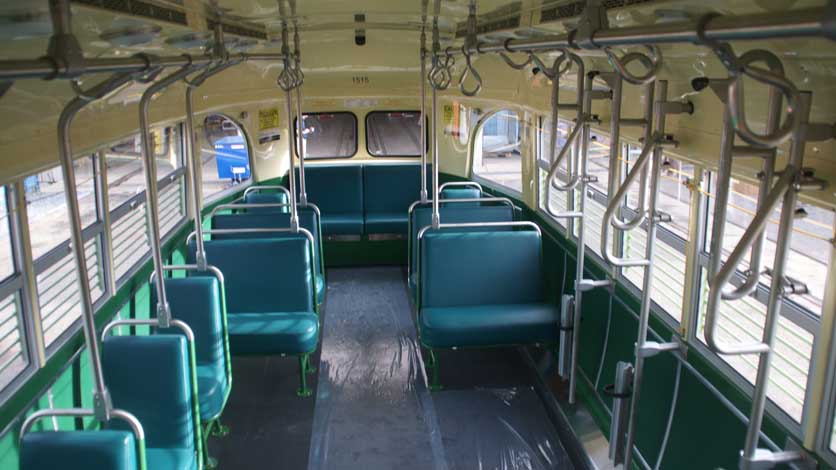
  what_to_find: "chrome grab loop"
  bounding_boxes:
[499,38,531,70]
[696,14,799,148]
[458,46,482,96]
[428,48,453,91]
[530,52,571,80]
[277,59,297,92]
[603,45,661,86]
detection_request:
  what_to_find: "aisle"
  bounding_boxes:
[307,267,574,470]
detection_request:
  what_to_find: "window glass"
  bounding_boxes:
[366,111,421,157]
[0,192,14,281]
[473,109,522,193]
[294,112,357,159]
[202,115,252,201]
[537,117,572,226]
[587,130,611,194]
[705,176,834,315]
[697,270,813,422]
[25,157,97,260]
[0,292,27,391]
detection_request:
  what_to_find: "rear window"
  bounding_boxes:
[366,111,422,157]
[294,112,357,159]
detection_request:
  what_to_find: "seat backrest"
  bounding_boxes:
[363,164,425,215]
[103,335,196,451]
[210,210,322,276]
[243,192,288,213]
[152,277,224,368]
[440,188,481,207]
[20,431,138,470]
[420,230,544,308]
[188,238,313,313]
[409,205,514,277]
[295,165,363,215]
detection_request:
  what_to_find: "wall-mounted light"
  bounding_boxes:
[100,20,162,47]
[165,32,212,50]
[0,7,51,40]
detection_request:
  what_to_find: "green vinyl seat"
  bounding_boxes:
[103,335,200,470]
[408,204,514,295]
[440,188,481,207]
[211,210,325,306]
[153,277,228,422]
[418,230,558,387]
[296,165,364,236]
[363,164,426,234]
[188,237,319,396]
[243,192,289,213]
[20,431,138,470]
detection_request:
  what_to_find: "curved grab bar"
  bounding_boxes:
[602,45,661,86]
[727,53,798,148]
[499,38,531,70]
[243,185,291,198]
[102,318,196,342]
[458,47,482,97]
[150,264,225,285]
[600,138,657,267]
[438,181,484,193]
[20,408,147,469]
[704,169,796,355]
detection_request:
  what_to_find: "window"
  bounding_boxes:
[537,117,572,226]
[107,125,186,284]
[201,115,252,201]
[24,157,107,350]
[293,112,357,159]
[622,152,697,322]
[696,174,834,423]
[0,193,28,393]
[473,109,522,193]
[366,111,422,157]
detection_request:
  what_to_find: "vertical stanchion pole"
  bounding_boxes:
[420,23,428,203]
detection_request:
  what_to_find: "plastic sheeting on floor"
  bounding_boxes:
[307,267,575,470]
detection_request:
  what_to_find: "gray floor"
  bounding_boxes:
[210,267,575,469]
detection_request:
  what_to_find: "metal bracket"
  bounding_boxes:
[582,175,598,184]
[156,301,172,329]
[573,0,609,50]
[805,121,836,142]
[92,389,114,422]
[795,169,828,191]
[45,0,85,79]
[657,134,680,148]
[577,278,612,292]
[652,211,672,223]
[659,100,695,116]
[763,267,810,296]
[740,448,806,470]
[637,337,684,359]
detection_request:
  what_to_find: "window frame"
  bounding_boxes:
[364,110,426,158]
[470,108,524,198]
[293,111,358,160]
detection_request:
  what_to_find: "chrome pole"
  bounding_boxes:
[622,80,668,470]
[292,8,308,206]
[420,23,428,203]
[56,71,136,421]
[430,0,441,228]
[139,64,197,328]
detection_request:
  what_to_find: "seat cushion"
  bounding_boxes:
[20,431,138,470]
[321,214,364,235]
[315,273,325,305]
[419,303,559,348]
[196,363,227,421]
[228,312,319,355]
[146,447,198,470]
[244,192,289,213]
[365,212,408,234]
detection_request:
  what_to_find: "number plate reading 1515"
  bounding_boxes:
[352,76,369,85]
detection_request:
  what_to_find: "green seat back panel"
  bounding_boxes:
[188,238,313,314]
[103,335,196,453]
[227,312,319,355]
[243,192,289,213]
[20,431,137,470]
[210,210,323,277]
[295,165,363,235]
[440,188,481,207]
[146,448,198,469]
[409,205,514,280]
[362,164,426,234]
[420,230,544,308]
[419,304,559,348]
[152,278,228,421]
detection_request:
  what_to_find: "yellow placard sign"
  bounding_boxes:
[258,108,279,130]
[442,105,454,127]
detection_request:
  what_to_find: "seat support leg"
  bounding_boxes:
[202,420,219,470]
[305,354,317,374]
[210,417,230,437]
[427,349,442,392]
[297,354,313,397]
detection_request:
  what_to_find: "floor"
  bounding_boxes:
[209,266,575,470]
